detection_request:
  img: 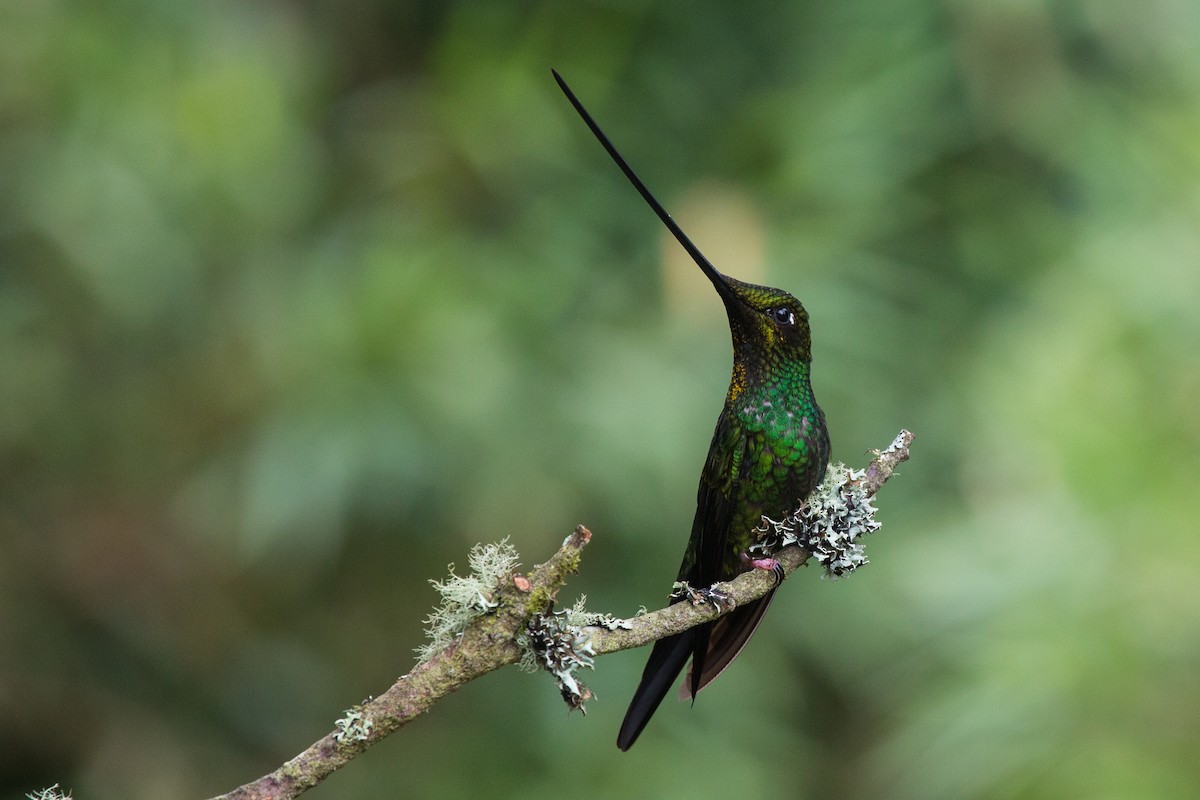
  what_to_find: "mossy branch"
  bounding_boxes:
[204,429,913,800]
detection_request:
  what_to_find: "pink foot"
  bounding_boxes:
[741,553,786,586]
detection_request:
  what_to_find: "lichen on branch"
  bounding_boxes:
[206,432,912,800]
[415,538,522,662]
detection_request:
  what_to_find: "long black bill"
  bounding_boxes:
[553,70,732,297]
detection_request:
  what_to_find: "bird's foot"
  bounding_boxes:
[670,581,734,612]
[741,552,786,587]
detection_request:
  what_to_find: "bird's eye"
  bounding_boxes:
[770,307,795,326]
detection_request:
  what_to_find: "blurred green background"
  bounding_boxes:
[3,1,1199,798]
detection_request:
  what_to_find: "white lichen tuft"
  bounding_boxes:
[751,463,882,578]
[519,602,599,713]
[561,594,632,631]
[415,538,521,662]
[333,707,373,743]
[27,787,71,800]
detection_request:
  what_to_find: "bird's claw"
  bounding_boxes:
[670,581,734,611]
[741,552,787,587]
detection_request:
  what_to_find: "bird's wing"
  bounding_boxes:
[682,405,744,586]
[684,407,758,697]
[617,408,744,750]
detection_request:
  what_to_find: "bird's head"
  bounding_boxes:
[700,266,813,375]
[552,71,814,374]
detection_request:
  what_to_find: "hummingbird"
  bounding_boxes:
[553,71,831,750]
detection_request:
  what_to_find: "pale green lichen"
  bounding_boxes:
[27,786,71,800]
[415,538,521,663]
[561,594,632,631]
[751,463,882,578]
[333,707,373,743]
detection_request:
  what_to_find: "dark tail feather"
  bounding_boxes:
[616,628,697,750]
[618,590,776,748]
[683,589,776,699]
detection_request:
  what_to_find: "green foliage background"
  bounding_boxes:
[3,1,1198,798]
